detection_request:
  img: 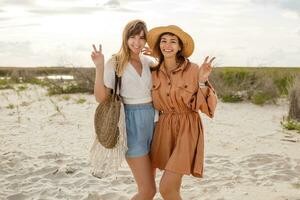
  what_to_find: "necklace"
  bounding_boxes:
[165,62,180,72]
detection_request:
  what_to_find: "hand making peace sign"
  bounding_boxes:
[91,44,104,68]
[198,56,215,82]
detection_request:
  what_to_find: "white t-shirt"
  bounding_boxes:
[104,54,154,104]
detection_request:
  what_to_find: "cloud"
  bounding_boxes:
[28,6,104,15]
[104,0,151,3]
[0,17,12,21]
[102,0,138,12]
[0,0,139,17]
[0,23,40,29]
[0,0,36,7]
[104,0,120,8]
[279,0,300,17]
[0,41,32,56]
[28,5,136,16]
[231,46,247,51]
[252,0,300,17]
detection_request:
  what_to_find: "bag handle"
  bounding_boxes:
[113,67,122,101]
[111,55,122,101]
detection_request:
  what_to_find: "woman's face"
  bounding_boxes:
[159,34,181,59]
[127,30,146,55]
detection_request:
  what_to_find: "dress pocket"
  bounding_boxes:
[175,81,197,106]
[151,80,162,111]
[176,81,197,94]
[151,80,161,91]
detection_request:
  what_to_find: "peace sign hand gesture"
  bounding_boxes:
[91,44,104,69]
[198,56,215,82]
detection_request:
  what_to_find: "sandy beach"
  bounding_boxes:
[1,84,300,200]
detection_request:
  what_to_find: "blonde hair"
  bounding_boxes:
[110,19,148,76]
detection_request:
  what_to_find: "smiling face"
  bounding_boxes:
[159,33,182,59]
[127,30,146,55]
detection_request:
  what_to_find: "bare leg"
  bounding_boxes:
[159,170,183,200]
[126,154,156,200]
[152,167,156,177]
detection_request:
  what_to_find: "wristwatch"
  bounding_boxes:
[199,81,208,88]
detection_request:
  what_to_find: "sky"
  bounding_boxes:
[0,0,299,67]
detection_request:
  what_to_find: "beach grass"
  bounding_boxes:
[62,95,71,101]
[211,67,300,105]
[1,66,300,105]
[281,118,300,133]
[291,183,300,189]
[76,98,86,104]
[16,85,28,92]
[6,104,15,109]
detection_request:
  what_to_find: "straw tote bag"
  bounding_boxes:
[94,73,122,149]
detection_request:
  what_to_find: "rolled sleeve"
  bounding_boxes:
[196,81,217,118]
[103,59,115,90]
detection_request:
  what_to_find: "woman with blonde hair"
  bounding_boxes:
[147,25,217,200]
[91,19,156,200]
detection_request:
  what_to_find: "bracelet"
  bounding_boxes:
[199,81,208,88]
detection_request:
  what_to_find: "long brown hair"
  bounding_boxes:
[151,32,186,71]
[110,19,148,76]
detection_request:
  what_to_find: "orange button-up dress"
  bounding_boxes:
[150,59,217,178]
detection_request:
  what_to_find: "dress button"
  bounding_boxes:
[168,82,171,85]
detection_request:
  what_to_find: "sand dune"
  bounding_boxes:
[0,85,300,200]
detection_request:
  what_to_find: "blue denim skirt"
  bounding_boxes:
[124,103,155,158]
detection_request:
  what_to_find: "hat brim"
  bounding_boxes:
[147,26,194,58]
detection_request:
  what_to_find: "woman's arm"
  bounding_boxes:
[91,44,111,103]
[196,56,217,118]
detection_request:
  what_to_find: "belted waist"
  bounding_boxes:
[159,110,195,115]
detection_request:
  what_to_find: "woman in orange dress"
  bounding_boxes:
[147,25,217,200]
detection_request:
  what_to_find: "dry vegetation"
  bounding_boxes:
[281,77,300,133]
[1,66,300,102]
[1,66,300,132]
[210,67,300,105]
[0,67,95,95]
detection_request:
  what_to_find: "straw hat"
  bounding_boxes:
[147,25,195,57]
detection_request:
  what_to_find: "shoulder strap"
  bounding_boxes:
[114,72,119,95]
[113,56,122,99]
[113,72,122,100]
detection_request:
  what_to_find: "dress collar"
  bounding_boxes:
[159,58,189,74]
